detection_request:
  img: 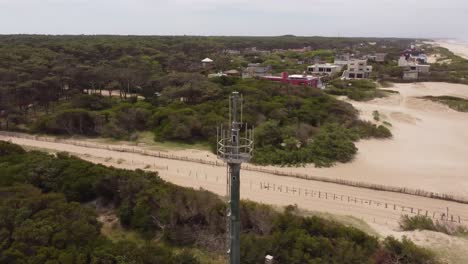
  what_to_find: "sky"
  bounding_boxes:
[0,0,467,40]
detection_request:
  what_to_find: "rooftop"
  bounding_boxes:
[201,58,213,63]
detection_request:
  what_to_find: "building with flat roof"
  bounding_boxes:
[242,63,272,78]
[261,72,321,88]
[342,59,373,79]
[307,63,342,76]
[366,53,387,62]
[398,51,430,80]
[334,54,352,66]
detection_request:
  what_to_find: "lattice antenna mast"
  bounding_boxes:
[217,92,254,264]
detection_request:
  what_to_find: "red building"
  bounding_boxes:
[261,72,320,88]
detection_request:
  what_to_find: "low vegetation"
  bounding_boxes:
[373,110,380,121]
[422,95,468,112]
[0,141,440,263]
[421,45,468,85]
[325,79,389,101]
[399,215,468,237]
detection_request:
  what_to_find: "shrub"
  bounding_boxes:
[399,215,436,231]
[399,215,468,236]
[376,236,439,264]
[0,141,26,156]
[373,110,380,121]
[308,124,358,167]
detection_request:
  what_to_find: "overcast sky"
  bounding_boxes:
[0,0,467,40]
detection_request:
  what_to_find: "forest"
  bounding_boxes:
[0,35,401,166]
[0,141,439,264]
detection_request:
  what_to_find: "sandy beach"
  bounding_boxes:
[434,39,468,60]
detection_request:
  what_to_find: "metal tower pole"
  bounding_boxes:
[228,162,241,264]
[217,91,253,264]
[229,92,240,264]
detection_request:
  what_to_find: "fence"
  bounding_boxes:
[2,130,468,205]
[258,181,467,225]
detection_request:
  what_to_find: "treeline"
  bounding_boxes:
[0,35,411,118]
[0,35,403,166]
[0,141,439,263]
[15,77,391,167]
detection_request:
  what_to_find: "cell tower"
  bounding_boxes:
[217,91,254,264]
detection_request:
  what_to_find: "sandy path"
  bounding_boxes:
[2,135,468,231]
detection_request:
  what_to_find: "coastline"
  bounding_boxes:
[433,39,468,60]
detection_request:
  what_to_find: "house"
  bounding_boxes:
[261,72,321,88]
[334,54,352,67]
[402,64,430,80]
[242,63,271,78]
[224,69,241,77]
[398,50,430,80]
[403,71,419,80]
[201,58,214,68]
[342,59,373,79]
[366,53,387,62]
[307,63,342,76]
[413,54,428,64]
[398,55,429,67]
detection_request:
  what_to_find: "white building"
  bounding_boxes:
[399,55,429,67]
[342,59,373,79]
[366,53,387,62]
[242,63,271,78]
[334,54,351,67]
[307,63,342,76]
[399,55,430,80]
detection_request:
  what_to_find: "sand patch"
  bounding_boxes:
[389,112,418,124]
[405,97,452,113]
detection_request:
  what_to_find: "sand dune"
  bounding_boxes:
[309,82,468,196]
[434,40,468,60]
